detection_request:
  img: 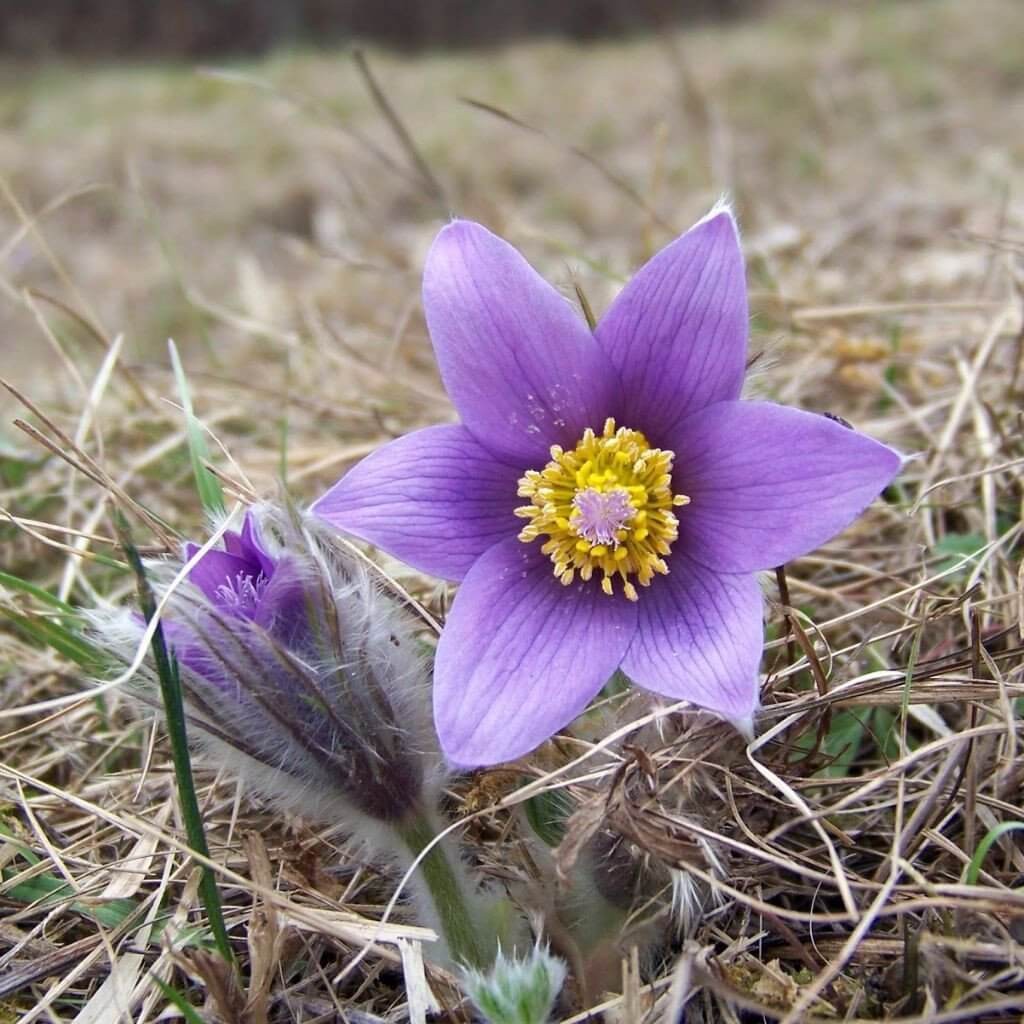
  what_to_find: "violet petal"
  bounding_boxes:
[252,558,310,649]
[222,530,248,558]
[622,554,763,724]
[186,548,260,605]
[671,401,902,573]
[238,510,277,578]
[423,221,616,464]
[434,538,637,766]
[595,209,747,438]
[312,424,521,581]
[161,615,236,693]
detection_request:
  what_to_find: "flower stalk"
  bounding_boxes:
[398,812,493,969]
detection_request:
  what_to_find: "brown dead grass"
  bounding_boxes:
[3,0,1024,1019]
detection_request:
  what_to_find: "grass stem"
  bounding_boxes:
[115,512,234,967]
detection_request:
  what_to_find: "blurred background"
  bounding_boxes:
[1,0,1022,499]
[1,0,759,55]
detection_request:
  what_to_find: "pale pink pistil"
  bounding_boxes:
[571,487,634,546]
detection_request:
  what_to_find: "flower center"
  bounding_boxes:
[515,417,690,601]
[215,570,269,616]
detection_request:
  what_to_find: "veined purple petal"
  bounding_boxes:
[186,510,277,611]
[595,208,748,438]
[434,538,637,766]
[237,511,276,578]
[223,528,249,559]
[623,555,763,724]
[671,401,902,573]
[423,221,616,464]
[251,558,310,649]
[161,615,237,693]
[312,424,521,581]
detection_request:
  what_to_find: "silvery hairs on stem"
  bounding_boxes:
[92,501,446,847]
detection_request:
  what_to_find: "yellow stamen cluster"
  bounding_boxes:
[515,418,690,601]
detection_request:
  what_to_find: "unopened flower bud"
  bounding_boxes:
[462,945,567,1024]
[95,504,442,830]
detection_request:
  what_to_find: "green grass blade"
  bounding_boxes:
[153,979,207,1024]
[168,339,225,519]
[2,865,139,929]
[964,821,1024,885]
[115,512,234,967]
[0,608,110,674]
[816,710,870,778]
[0,570,80,617]
[523,786,575,847]
[0,820,41,864]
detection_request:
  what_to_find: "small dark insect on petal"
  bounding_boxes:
[823,412,854,430]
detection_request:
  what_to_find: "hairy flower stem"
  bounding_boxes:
[398,812,491,969]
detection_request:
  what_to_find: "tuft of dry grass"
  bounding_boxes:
[2,0,1024,1019]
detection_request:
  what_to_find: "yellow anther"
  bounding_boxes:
[515,418,690,600]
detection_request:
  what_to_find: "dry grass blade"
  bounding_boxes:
[2,376,179,549]
[461,97,678,234]
[353,48,448,211]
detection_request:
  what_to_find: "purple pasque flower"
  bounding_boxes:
[183,511,277,619]
[115,505,442,825]
[180,510,311,651]
[314,206,902,767]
